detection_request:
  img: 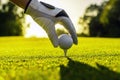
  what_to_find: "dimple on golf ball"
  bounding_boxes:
[58,34,73,49]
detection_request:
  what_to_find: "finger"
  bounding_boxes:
[46,25,59,47]
[36,18,59,47]
[57,17,78,45]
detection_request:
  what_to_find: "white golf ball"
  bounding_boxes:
[58,34,73,49]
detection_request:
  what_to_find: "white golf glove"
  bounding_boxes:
[25,0,78,47]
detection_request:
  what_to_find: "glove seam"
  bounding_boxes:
[24,0,32,13]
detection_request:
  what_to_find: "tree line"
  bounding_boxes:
[0,0,120,37]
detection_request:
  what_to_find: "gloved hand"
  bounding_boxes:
[25,0,78,47]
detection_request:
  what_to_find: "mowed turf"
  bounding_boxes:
[0,37,120,80]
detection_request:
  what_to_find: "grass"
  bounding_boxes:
[0,37,120,80]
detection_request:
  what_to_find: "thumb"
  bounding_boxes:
[57,17,78,45]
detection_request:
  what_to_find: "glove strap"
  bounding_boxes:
[24,0,32,13]
[55,10,69,18]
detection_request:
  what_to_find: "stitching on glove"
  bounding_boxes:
[24,0,32,13]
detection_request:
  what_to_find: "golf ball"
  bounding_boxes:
[58,34,73,49]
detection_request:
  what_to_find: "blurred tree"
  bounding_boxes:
[100,0,120,37]
[79,1,107,37]
[0,1,25,36]
[79,0,120,37]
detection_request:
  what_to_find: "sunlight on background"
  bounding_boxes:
[25,15,48,38]
[25,0,104,37]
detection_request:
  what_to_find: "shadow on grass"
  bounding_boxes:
[60,57,120,80]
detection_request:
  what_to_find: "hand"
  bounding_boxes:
[25,0,78,47]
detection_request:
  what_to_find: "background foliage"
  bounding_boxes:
[0,1,25,36]
[79,0,120,37]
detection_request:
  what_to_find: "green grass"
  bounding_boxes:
[0,37,120,80]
